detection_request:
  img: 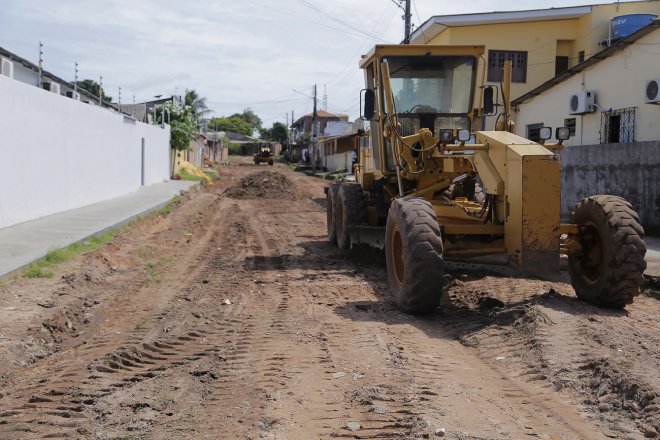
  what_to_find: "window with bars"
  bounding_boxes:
[564,118,576,136]
[600,107,635,144]
[526,123,544,143]
[488,50,528,83]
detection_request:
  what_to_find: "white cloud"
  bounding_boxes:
[0,0,646,127]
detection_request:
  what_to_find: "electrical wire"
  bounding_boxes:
[295,0,393,43]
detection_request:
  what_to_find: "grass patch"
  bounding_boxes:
[13,422,32,432]
[22,230,117,279]
[178,167,215,183]
[138,247,170,284]
[155,195,180,216]
[23,266,55,279]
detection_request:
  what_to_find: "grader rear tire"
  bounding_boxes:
[385,198,444,314]
[326,183,340,244]
[335,184,367,250]
[568,195,646,308]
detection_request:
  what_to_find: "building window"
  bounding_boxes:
[600,107,635,144]
[564,118,576,136]
[526,122,544,142]
[578,51,585,63]
[488,50,527,83]
[555,56,569,76]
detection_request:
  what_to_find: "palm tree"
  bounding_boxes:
[184,89,211,125]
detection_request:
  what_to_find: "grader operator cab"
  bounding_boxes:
[254,144,274,166]
[326,44,646,313]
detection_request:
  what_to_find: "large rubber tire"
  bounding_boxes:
[326,183,340,244]
[385,198,444,314]
[568,195,646,308]
[335,184,367,250]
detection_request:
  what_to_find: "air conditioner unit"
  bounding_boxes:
[644,78,660,104]
[1,57,14,78]
[569,91,595,115]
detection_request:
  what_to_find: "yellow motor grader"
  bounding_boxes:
[254,143,274,166]
[326,44,646,313]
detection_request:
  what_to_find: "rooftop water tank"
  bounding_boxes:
[612,13,657,39]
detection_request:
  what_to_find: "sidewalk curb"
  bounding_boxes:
[0,182,200,279]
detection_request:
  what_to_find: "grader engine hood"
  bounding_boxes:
[475,131,561,275]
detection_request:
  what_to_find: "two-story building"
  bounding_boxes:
[410,1,660,118]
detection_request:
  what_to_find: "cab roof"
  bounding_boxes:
[359,44,485,69]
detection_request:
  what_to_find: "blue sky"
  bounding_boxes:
[0,0,641,127]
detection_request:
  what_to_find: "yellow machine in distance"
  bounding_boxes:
[326,44,646,313]
[254,144,274,166]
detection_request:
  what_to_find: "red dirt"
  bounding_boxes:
[0,157,658,440]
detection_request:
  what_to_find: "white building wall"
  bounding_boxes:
[513,29,660,145]
[11,62,39,86]
[0,75,170,229]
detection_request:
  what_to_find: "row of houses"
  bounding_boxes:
[0,44,255,171]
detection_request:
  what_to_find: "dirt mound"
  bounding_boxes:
[581,358,660,437]
[224,170,295,200]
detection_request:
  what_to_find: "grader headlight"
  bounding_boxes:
[539,127,552,141]
[556,127,571,141]
[439,129,454,143]
[457,129,471,142]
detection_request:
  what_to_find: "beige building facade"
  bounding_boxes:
[512,22,660,146]
[411,2,660,103]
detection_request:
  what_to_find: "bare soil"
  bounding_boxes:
[0,157,658,440]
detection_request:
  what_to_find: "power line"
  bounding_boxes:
[295,0,392,43]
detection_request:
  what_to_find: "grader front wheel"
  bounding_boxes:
[385,198,444,314]
[568,195,647,308]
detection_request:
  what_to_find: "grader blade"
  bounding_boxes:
[349,225,385,250]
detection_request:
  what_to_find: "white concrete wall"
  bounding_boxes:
[0,75,170,229]
[513,28,660,145]
[325,152,351,173]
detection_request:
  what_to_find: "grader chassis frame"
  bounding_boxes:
[326,44,646,313]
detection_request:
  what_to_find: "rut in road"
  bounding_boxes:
[0,162,657,440]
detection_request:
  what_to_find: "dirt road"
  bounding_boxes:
[1,158,658,440]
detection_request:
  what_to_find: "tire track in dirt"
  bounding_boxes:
[441,273,660,439]
[0,195,242,438]
[2,161,658,440]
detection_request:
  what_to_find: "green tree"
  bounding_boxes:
[155,102,196,151]
[270,122,289,143]
[259,122,288,143]
[184,89,210,124]
[75,79,112,102]
[208,116,253,137]
[230,108,262,132]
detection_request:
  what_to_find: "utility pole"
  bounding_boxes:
[37,42,43,88]
[403,0,412,44]
[291,110,295,162]
[323,84,328,111]
[73,62,78,97]
[312,84,318,172]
